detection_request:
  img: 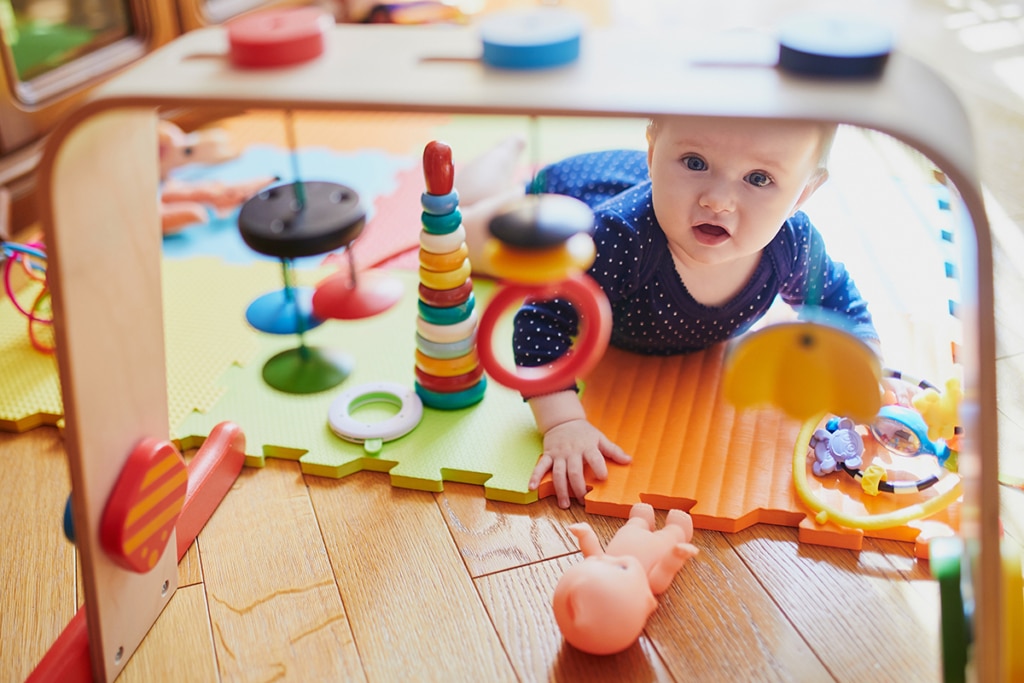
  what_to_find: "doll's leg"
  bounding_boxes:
[665,508,694,542]
[628,502,656,529]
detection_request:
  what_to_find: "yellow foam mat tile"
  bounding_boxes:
[0,294,62,431]
[163,258,264,430]
[0,257,261,433]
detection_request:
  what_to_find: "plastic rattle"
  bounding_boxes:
[476,194,612,396]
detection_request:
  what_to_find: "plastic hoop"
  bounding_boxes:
[794,414,961,530]
[477,274,611,396]
[327,382,423,444]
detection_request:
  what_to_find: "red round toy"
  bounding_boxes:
[228,8,330,68]
[414,364,485,393]
[423,141,454,195]
[418,279,474,308]
[477,274,611,396]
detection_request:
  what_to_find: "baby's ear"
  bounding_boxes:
[793,168,829,213]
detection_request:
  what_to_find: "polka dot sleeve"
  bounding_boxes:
[775,212,878,340]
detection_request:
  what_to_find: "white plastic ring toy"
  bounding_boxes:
[416,309,479,344]
[328,382,423,449]
[420,225,467,254]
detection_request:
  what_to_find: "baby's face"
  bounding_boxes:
[647,116,826,269]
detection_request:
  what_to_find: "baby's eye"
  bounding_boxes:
[682,155,706,171]
[746,171,772,187]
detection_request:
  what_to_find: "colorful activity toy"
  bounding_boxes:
[476,193,612,396]
[238,110,402,394]
[414,140,486,409]
[2,239,53,354]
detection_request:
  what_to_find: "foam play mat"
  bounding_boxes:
[0,113,963,553]
[175,265,545,503]
[565,345,960,557]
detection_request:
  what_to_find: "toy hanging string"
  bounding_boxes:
[281,110,310,358]
[2,240,55,354]
[527,115,542,195]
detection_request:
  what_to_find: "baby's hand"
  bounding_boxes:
[881,376,917,407]
[529,418,631,509]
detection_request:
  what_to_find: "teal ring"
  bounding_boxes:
[421,191,459,217]
[415,331,477,360]
[416,377,487,410]
[417,293,475,326]
[421,208,463,234]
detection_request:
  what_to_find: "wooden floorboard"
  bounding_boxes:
[199,460,362,682]
[308,471,518,682]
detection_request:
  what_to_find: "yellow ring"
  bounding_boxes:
[415,348,480,377]
[419,259,472,290]
[416,309,478,344]
[482,232,595,284]
[419,243,469,273]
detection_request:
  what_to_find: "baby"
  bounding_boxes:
[460,116,879,509]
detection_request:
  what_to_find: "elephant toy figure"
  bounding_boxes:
[808,416,864,477]
[552,502,699,655]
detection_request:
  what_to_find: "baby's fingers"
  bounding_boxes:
[528,453,553,491]
[599,435,633,465]
[567,452,590,503]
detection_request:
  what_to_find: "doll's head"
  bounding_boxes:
[552,554,659,655]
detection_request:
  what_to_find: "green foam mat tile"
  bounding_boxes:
[176,268,543,502]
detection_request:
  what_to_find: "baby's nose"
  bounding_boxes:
[698,185,735,213]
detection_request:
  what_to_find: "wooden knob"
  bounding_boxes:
[423,141,454,196]
[228,7,330,68]
[101,439,188,573]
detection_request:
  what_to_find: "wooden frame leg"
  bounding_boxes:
[26,422,246,683]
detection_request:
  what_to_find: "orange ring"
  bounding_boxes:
[415,348,480,377]
[482,232,595,284]
[419,258,471,290]
[477,273,611,396]
[419,243,469,272]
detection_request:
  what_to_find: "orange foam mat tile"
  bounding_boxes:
[214,110,453,156]
[540,344,958,554]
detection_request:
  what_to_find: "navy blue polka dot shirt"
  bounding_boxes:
[513,150,877,369]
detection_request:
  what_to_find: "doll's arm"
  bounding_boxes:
[646,542,699,595]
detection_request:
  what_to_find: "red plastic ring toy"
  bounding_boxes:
[419,279,473,307]
[477,274,611,396]
[227,8,329,68]
[414,364,485,393]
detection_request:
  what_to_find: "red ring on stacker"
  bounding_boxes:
[477,274,611,397]
[419,279,474,308]
[228,7,329,68]
[415,364,485,393]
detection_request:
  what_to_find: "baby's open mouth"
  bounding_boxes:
[693,223,730,245]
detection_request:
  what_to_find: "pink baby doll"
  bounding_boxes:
[157,120,276,234]
[552,502,699,655]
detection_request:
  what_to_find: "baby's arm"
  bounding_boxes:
[527,390,631,509]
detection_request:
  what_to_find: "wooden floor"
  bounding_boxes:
[5,1,1024,682]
